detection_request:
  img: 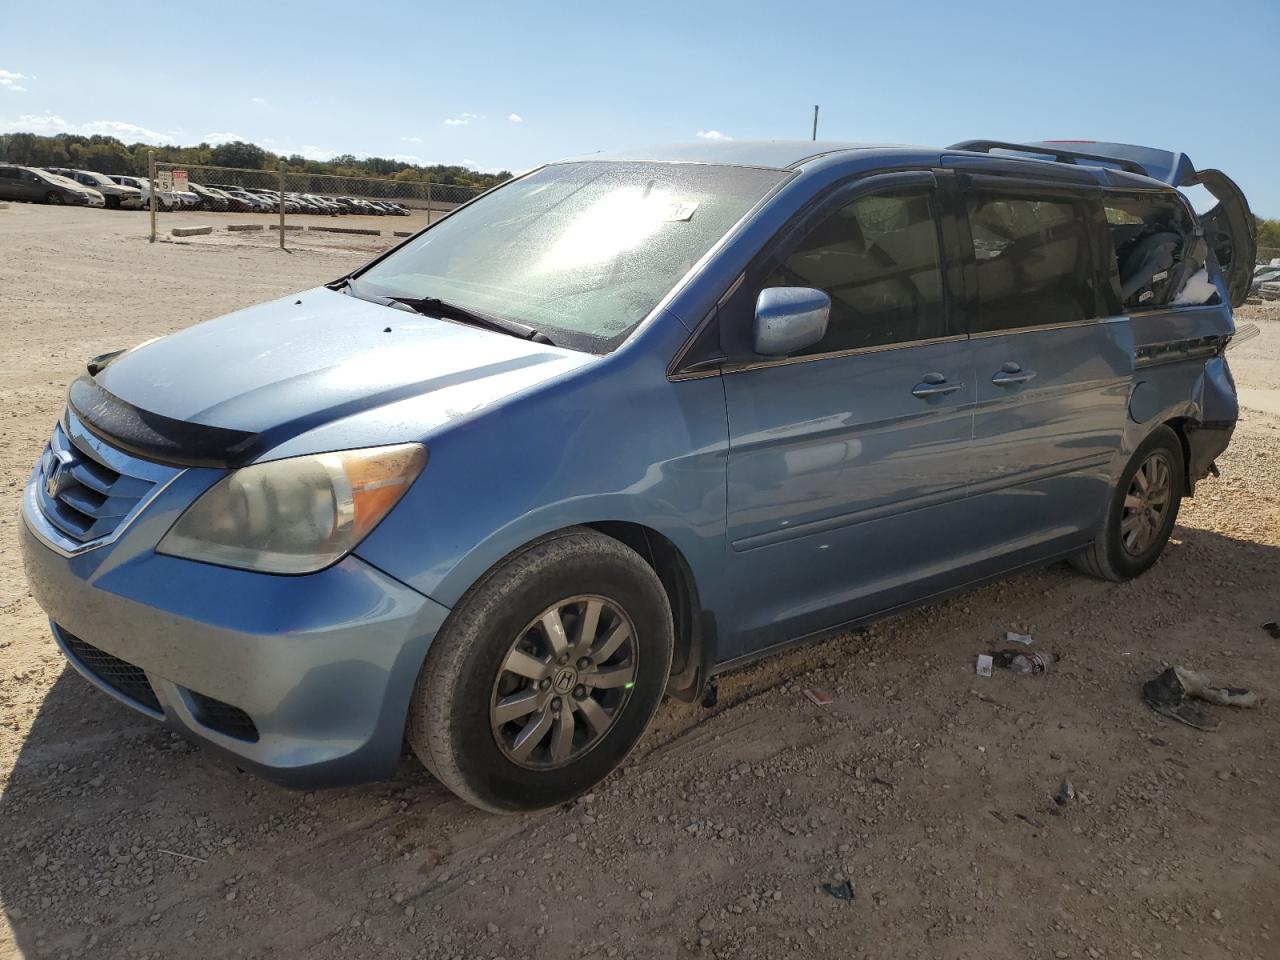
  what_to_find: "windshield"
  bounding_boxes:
[354,161,784,352]
[39,171,79,188]
[82,171,113,186]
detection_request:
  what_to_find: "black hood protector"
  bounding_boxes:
[68,375,264,469]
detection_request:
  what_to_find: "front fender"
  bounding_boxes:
[353,351,730,612]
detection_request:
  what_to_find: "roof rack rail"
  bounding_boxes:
[947,140,1147,176]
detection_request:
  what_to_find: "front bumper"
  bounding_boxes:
[20,449,449,787]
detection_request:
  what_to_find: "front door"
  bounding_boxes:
[719,174,981,658]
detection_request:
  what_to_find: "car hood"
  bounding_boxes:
[92,286,595,448]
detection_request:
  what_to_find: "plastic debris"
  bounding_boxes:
[1054,779,1075,806]
[990,649,1055,674]
[1005,631,1034,645]
[822,879,855,901]
[976,654,994,677]
[803,688,833,706]
[1142,665,1259,731]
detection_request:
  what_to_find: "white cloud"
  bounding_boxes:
[401,136,422,143]
[250,96,266,104]
[389,153,425,165]
[443,112,480,126]
[507,113,523,123]
[203,131,245,145]
[80,120,179,144]
[2,112,179,144]
[297,145,340,161]
[0,69,27,93]
[697,129,732,141]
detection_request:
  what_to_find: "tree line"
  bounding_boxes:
[0,132,511,191]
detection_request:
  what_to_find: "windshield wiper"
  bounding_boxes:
[340,278,554,344]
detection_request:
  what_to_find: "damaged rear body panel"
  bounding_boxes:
[967,139,1252,495]
[1127,303,1238,494]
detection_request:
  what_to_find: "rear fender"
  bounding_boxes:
[1184,357,1237,491]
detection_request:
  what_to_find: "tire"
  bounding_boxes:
[408,527,673,813]
[1071,425,1184,582]
[45,191,63,205]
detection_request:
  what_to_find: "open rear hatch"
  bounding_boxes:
[1027,141,1257,307]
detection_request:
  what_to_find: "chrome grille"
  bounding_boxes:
[36,421,158,545]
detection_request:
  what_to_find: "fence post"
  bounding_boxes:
[148,151,157,243]
[425,181,433,224]
[278,160,286,250]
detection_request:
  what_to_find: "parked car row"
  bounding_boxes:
[203,184,412,216]
[0,163,415,217]
[0,164,110,207]
[1253,259,1280,301]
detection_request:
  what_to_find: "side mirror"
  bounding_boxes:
[753,287,830,357]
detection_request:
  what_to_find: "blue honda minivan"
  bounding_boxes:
[20,139,1254,811]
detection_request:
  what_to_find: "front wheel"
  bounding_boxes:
[1071,425,1184,581]
[408,528,673,813]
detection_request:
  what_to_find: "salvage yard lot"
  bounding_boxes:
[1,203,1278,960]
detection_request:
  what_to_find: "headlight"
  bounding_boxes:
[158,444,426,574]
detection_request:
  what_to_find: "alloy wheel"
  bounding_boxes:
[1121,450,1173,556]
[489,595,638,769]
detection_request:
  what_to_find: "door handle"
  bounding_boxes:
[991,362,1037,387]
[912,373,963,399]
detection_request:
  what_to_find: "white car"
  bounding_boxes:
[110,175,178,211]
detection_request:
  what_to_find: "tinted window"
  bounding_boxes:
[967,194,1097,332]
[1104,196,1206,310]
[0,167,17,180]
[764,190,946,354]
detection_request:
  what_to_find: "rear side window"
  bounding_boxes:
[1103,196,1208,310]
[967,194,1097,332]
[764,189,947,354]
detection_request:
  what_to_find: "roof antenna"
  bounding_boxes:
[812,105,820,141]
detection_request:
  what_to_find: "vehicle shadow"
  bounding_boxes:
[2,523,1276,957]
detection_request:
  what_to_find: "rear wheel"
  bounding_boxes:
[44,191,62,205]
[1071,425,1184,581]
[407,528,673,813]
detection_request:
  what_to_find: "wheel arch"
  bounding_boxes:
[1162,416,1194,492]
[583,521,714,702]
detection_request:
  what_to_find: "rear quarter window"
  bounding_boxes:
[1103,195,1211,311]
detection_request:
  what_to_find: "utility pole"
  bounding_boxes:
[278,160,286,250]
[812,105,820,141]
[148,150,156,242]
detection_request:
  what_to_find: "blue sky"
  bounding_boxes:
[3,0,1278,215]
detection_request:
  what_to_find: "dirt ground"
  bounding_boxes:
[1,204,1277,960]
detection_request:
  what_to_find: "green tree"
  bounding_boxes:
[209,140,268,169]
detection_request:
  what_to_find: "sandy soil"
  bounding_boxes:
[1,204,1277,960]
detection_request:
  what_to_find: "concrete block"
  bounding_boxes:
[268,224,304,231]
[393,230,413,238]
[170,225,213,237]
[308,225,382,236]
[227,223,265,232]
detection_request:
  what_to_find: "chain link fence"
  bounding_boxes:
[148,159,485,247]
